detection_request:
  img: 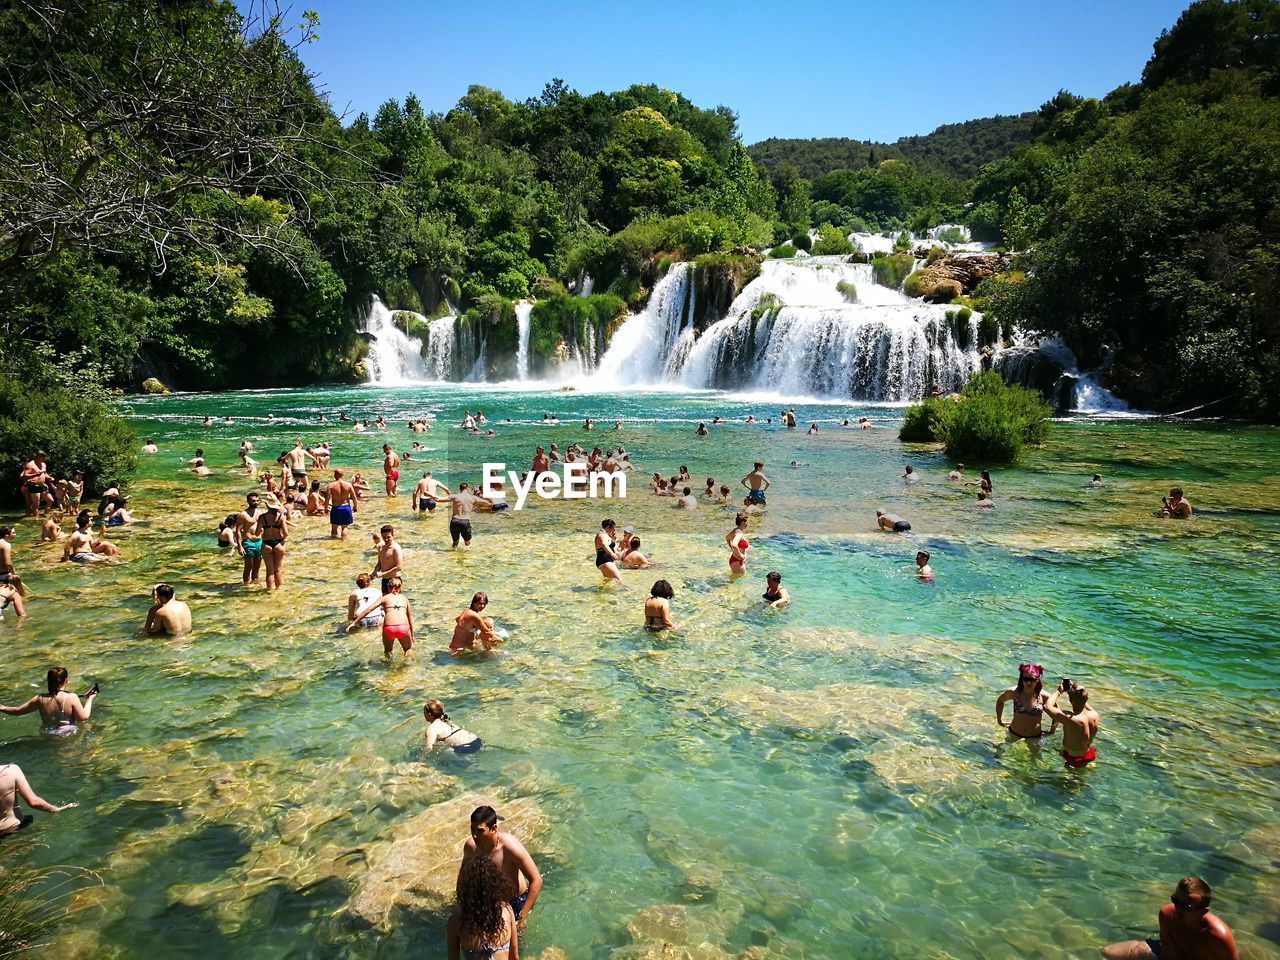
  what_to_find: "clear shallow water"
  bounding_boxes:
[3,384,1278,959]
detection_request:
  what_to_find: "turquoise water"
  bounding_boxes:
[2,384,1278,959]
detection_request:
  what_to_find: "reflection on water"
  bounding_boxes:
[2,385,1278,959]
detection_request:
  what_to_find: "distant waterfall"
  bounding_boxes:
[424,316,457,380]
[359,296,428,385]
[594,264,694,384]
[515,301,533,380]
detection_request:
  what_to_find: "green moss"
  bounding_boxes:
[978,314,1000,349]
[871,252,914,289]
[528,294,628,375]
[945,307,973,348]
[836,280,858,303]
[691,252,762,329]
[902,270,929,299]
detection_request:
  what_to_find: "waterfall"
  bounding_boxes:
[515,300,533,380]
[995,337,1130,413]
[359,296,428,385]
[594,264,693,384]
[424,316,457,381]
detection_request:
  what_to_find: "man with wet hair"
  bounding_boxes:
[370,525,403,592]
[144,583,192,635]
[1102,876,1238,959]
[447,482,479,548]
[327,469,356,539]
[461,804,542,932]
[1160,487,1193,519]
[1044,679,1100,768]
[741,461,770,506]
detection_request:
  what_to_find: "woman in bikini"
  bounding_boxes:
[726,513,750,576]
[424,699,481,753]
[259,495,289,591]
[0,667,99,734]
[347,576,414,660]
[644,580,675,631]
[762,571,790,609]
[0,762,77,834]
[595,519,622,583]
[995,663,1058,740]
[447,854,518,960]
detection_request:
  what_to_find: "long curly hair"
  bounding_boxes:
[456,855,509,943]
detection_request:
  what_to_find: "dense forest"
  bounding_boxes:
[1,0,1278,495]
[748,113,1039,181]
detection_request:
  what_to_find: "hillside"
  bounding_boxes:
[748,112,1038,180]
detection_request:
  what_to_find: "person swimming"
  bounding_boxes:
[762,571,790,608]
[644,580,675,630]
[424,699,481,754]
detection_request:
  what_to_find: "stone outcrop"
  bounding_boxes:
[140,376,171,394]
[343,791,547,930]
[907,253,1013,303]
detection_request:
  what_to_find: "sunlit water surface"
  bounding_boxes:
[3,384,1278,959]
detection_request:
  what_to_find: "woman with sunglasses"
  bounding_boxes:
[995,663,1058,739]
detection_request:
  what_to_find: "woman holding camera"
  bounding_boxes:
[0,667,99,735]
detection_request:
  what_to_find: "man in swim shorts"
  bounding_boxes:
[1102,876,1238,960]
[1043,679,1100,767]
[143,583,193,635]
[412,472,445,514]
[383,444,400,497]
[461,805,542,932]
[286,441,309,482]
[741,461,770,506]
[447,483,479,548]
[327,469,356,539]
[876,509,911,533]
[371,525,403,592]
[235,492,264,585]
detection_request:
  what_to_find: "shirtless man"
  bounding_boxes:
[461,805,542,931]
[41,515,63,542]
[1102,876,1238,960]
[286,441,309,483]
[347,576,414,660]
[741,461,770,507]
[20,452,48,516]
[876,509,911,533]
[235,492,264,585]
[1043,679,1100,767]
[383,443,401,496]
[0,763,76,834]
[371,525,404,592]
[947,463,965,481]
[144,583,192,635]
[327,469,356,539]
[447,483,479,548]
[450,592,503,654]
[189,449,211,477]
[532,446,550,475]
[411,472,443,514]
[620,536,651,569]
[1160,487,1193,519]
[142,438,158,454]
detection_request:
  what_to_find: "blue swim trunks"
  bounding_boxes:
[242,538,263,559]
[510,890,529,919]
[746,489,766,505]
[330,504,354,526]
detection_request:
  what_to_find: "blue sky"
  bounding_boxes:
[284,0,1191,144]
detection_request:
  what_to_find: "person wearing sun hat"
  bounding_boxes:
[995,663,1058,740]
[258,493,289,591]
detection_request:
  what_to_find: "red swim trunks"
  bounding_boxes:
[387,469,400,482]
[1062,747,1096,768]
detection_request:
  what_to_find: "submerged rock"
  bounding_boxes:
[343,791,547,930]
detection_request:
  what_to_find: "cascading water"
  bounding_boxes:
[995,337,1130,413]
[359,296,428,385]
[515,301,533,380]
[593,264,693,384]
[424,316,457,381]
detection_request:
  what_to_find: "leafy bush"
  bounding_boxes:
[0,355,137,503]
[893,231,912,252]
[899,397,948,442]
[812,224,854,256]
[836,279,857,303]
[902,270,929,299]
[790,230,812,252]
[925,245,946,264]
[769,244,797,259]
[528,294,627,374]
[900,371,1052,461]
[871,252,913,288]
[935,226,967,244]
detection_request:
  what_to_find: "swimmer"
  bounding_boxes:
[235,492,263,585]
[915,550,934,579]
[0,667,97,734]
[450,592,502,654]
[38,514,62,542]
[613,420,622,430]
[695,423,708,436]
[258,494,289,591]
[718,484,731,503]
[903,465,919,484]
[188,449,211,477]
[966,469,993,494]
[0,763,77,834]
[858,417,871,429]
[1044,678,1100,768]
[745,414,756,423]
[347,576,414,660]
[595,519,622,583]
[352,473,371,499]
[975,490,995,508]
[947,463,965,481]
[875,509,911,533]
[995,663,1057,740]
[201,416,212,426]
[143,583,192,635]
[726,513,750,575]
[807,422,818,435]
[142,438,158,454]
[762,571,790,608]
[102,502,133,526]
[675,487,697,509]
[346,573,383,628]
[447,483,480,548]
[217,514,237,547]
[423,699,481,753]
[327,469,356,539]
[1088,473,1104,487]
[1102,876,1238,960]
[741,461,769,507]
[644,580,675,630]
[62,511,114,562]
[1160,487,1193,519]
[704,477,716,499]
[620,536,651,569]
